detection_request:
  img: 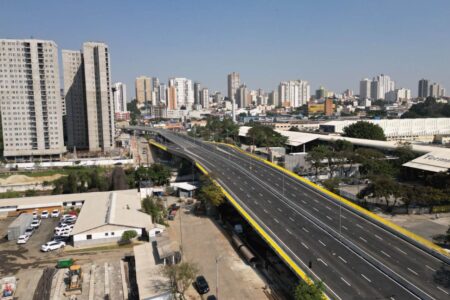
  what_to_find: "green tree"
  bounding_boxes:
[127,99,141,125]
[148,163,171,186]
[294,280,324,300]
[142,196,167,224]
[342,121,386,141]
[306,145,329,180]
[357,176,402,209]
[163,261,199,300]
[197,176,224,206]
[121,230,138,243]
[246,124,288,147]
[402,97,450,118]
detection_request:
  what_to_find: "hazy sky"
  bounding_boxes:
[1,0,449,98]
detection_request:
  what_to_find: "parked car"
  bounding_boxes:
[30,219,41,228]
[17,235,30,244]
[40,210,49,219]
[55,224,74,232]
[61,215,77,223]
[32,211,39,219]
[24,226,35,237]
[195,276,210,294]
[51,210,60,218]
[41,241,65,252]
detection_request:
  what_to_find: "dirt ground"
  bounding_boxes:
[166,201,269,300]
[378,212,450,241]
[0,174,65,185]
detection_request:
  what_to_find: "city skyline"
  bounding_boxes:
[1,0,450,98]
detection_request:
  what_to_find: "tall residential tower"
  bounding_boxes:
[0,39,66,159]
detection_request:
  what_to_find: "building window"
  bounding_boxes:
[105,233,109,236]
[111,232,115,236]
[86,234,92,240]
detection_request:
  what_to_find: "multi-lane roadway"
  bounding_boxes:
[135,127,449,300]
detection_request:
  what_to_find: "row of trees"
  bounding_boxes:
[402,97,450,119]
[189,116,239,143]
[131,164,172,186]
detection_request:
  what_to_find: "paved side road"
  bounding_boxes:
[166,204,268,300]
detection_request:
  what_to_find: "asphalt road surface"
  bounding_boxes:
[139,127,450,300]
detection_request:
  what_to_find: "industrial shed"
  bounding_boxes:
[71,190,153,247]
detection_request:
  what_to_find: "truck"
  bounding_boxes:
[57,258,74,269]
[7,214,33,241]
[64,265,83,296]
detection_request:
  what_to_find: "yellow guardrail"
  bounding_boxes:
[149,140,168,151]
[225,143,450,258]
[148,139,325,297]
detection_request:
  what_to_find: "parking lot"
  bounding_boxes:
[0,216,60,276]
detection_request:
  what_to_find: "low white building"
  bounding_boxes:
[71,190,153,247]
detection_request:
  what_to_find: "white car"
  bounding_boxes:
[17,235,30,244]
[55,224,74,232]
[61,215,77,222]
[51,210,60,218]
[40,210,49,219]
[32,211,39,219]
[41,241,65,252]
[30,219,41,228]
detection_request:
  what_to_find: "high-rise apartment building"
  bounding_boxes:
[418,79,429,98]
[429,83,445,98]
[200,88,209,109]
[359,78,371,100]
[237,84,249,108]
[159,83,167,104]
[168,77,194,110]
[370,74,395,100]
[227,72,240,101]
[0,39,66,159]
[63,42,114,152]
[278,80,310,107]
[268,90,279,106]
[167,86,177,110]
[194,82,201,106]
[112,82,127,113]
[135,76,151,106]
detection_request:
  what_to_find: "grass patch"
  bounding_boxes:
[0,169,68,178]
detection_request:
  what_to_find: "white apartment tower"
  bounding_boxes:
[63,42,115,152]
[359,78,371,100]
[0,39,66,159]
[113,82,127,113]
[168,77,194,110]
[278,80,310,107]
[370,74,395,100]
[200,88,209,109]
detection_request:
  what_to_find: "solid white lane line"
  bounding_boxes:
[340,277,351,286]
[381,250,391,258]
[289,217,295,222]
[326,215,333,221]
[341,225,348,230]
[301,242,309,249]
[301,200,307,204]
[425,265,436,272]
[313,207,319,212]
[302,227,309,233]
[318,258,328,266]
[359,236,368,243]
[375,234,383,241]
[407,268,418,276]
[395,246,407,255]
[277,208,282,212]
[338,256,347,263]
[319,240,326,247]
[356,224,364,229]
[361,274,371,283]
[437,286,449,295]
[274,218,279,224]
[286,229,293,235]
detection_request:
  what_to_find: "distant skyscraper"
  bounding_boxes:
[135,76,152,106]
[429,83,445,98]
[237,84,249,108]
[315,86,327,99]
[268,90,279,106]
[371,74,395,100]
[278,80,310,107]
[418,79,429,98]
[194,82,201,106]
[0,39,66,159]
[359,78,371,100]
[63,42,115,152]
[167,86,177,110]
[227,72,240,121]
[159,83,167,104]
[168,77,194,110]
[112,82,127,113]
[200,88,209,109]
